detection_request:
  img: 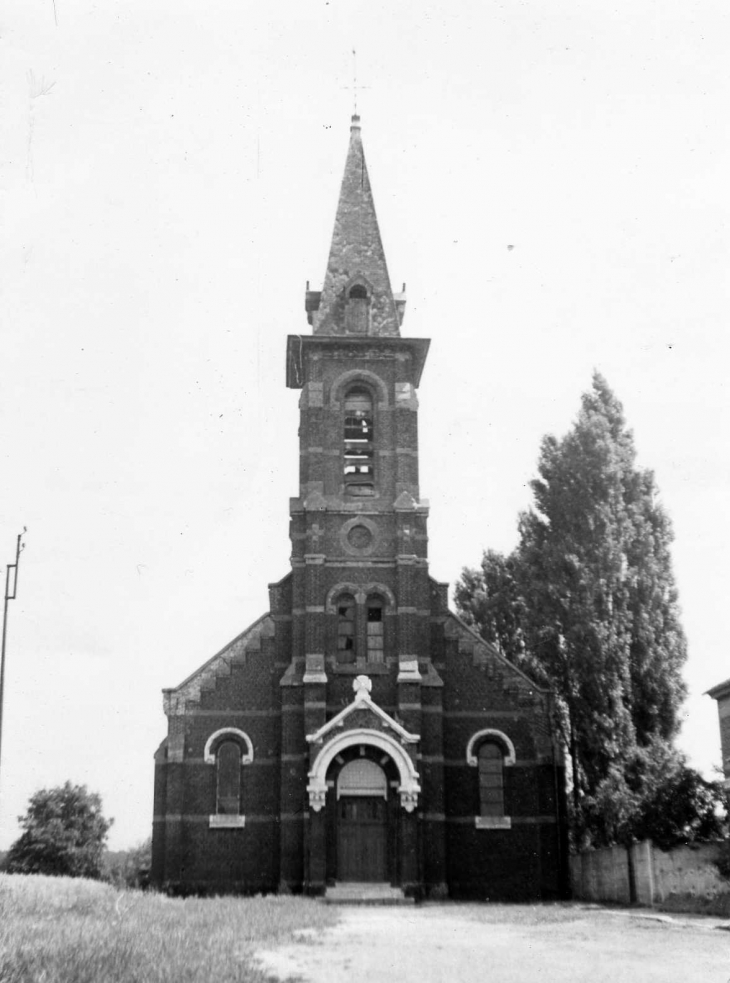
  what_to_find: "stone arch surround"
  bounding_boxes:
[329,368,389,407]
[307,728,420,813]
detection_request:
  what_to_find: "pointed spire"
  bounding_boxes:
[310,116,403,337]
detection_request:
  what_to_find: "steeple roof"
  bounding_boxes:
[309,116,404,337]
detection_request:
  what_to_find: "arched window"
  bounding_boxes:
[477,742,504,818]
[337,759,387,799]
[344,387,374,496]
[204,728,253,828]
[349,284,368,300]
[466,729,514,830]
[337,593,357,663]
[216,741,242,815]
[366,596,384,663]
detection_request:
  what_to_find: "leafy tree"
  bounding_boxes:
[6,782,113,878]
[456,373,689,845]
[582,739,726,849]
[454,550,527,667]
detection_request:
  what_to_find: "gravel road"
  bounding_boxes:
[256,903,730,983]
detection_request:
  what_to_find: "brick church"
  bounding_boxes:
[151,115,568,900]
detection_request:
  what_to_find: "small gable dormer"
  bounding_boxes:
[344,275,372,335]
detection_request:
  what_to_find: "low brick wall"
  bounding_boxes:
[570,840,730,915]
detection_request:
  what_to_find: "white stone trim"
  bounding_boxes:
[466,729,516,767]
[475,816,512,830]
[397,658,422,683]
[209,815,246,829]
[203,728,254,765]
[307,727,420,814]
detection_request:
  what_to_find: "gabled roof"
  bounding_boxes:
[312,115,401,337]
[706,677,730,701]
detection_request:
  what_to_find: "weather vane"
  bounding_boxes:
[344,49,370,116]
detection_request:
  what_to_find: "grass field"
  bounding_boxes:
[0,874,337,983]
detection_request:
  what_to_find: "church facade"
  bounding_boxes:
[151,116,568,900]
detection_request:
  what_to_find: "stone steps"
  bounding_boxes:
[322,882,414,905]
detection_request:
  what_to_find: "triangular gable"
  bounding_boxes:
[306,675,419,745]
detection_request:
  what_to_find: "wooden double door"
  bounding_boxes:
[336,796,388,882]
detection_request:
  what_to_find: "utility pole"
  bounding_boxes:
[0,530,26,783]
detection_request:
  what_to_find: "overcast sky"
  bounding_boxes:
[1,0,728,849]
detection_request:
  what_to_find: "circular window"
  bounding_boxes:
[340,516,378,556]
[347,525,373,549]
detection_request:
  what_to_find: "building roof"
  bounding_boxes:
[311,115,402,337]
[706,677,730,700]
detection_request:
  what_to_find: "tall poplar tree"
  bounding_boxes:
[456,374,689,843]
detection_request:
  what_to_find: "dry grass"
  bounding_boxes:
[0,873,337,983]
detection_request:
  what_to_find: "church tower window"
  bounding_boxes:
[337,593,357,663]
[343,387,375,496]
[366,596,384,662]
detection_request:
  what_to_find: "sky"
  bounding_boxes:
[1,0,728,850]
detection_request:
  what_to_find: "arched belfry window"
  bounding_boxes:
[337,593,357,664]
[344,387,375,496]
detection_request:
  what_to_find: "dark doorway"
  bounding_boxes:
[337,796,387,882]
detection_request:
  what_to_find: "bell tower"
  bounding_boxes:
[286,114,431,688]
[280,115,436,894]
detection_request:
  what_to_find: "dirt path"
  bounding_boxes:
[256,904,730,983]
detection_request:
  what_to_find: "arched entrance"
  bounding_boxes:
[305,685,421,890]
[335,757,388,882]
[317,742,408,885]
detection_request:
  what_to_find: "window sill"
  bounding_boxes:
[474,816,512,830]
[209,815,246,829]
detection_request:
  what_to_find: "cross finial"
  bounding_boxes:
[343,49,370,116]
[353,675,373,698]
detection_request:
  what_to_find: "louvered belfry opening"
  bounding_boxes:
[343,386,375,495]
